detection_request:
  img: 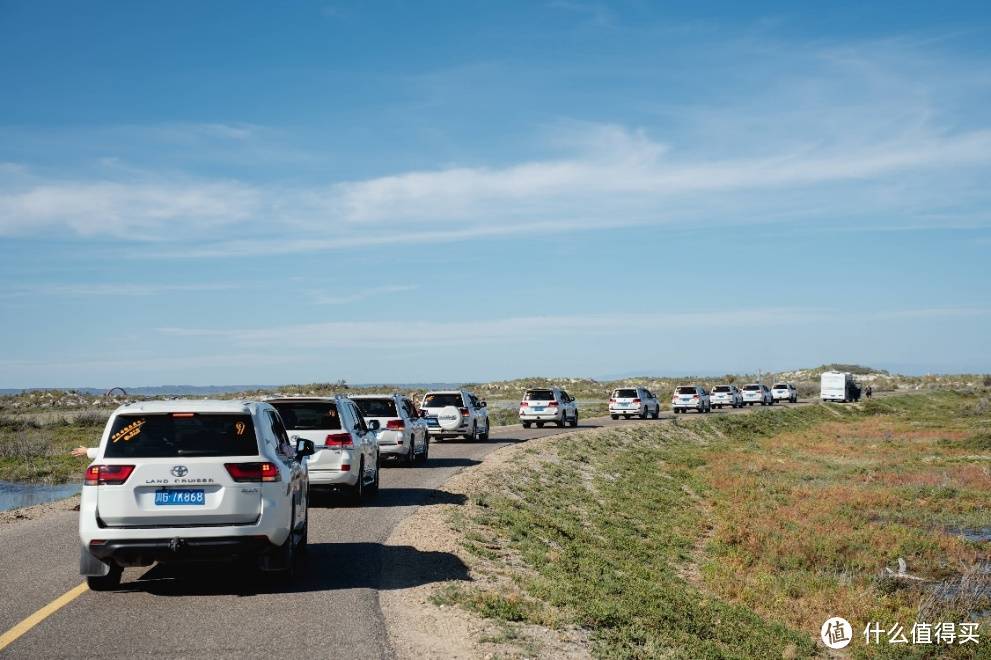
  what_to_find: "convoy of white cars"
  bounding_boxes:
[77,376,839,588]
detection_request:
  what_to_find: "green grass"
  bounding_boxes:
[441,392,991,658]
[0,414,105,482]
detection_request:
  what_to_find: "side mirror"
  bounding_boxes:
[367,419,381,431]
[480,401,487,408]
[295,438,315,458]
[418,409,427,418]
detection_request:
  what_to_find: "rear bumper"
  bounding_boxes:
[86,536,275,567]
[520,411,563,421]
[608,406,644,415]
[377,430,408,456]
[309,469,358,487]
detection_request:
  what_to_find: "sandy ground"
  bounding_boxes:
[380,429,594,660]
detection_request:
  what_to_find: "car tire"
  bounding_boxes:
[478,419,490,440]
[368,453,381,496]
[522,421,531,428]
[569,411,578,427]
[652,406,659,419]
[610,414,618,420]
[639,408,648,419]
[536,421,544,428]
[349,459,365,502]
[86,563,123,591]
[464,423,477,441]
[405,439,416,466]
[556,416,565,428]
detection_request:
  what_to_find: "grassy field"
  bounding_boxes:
[435,392,991,658]
[0,413,106,483]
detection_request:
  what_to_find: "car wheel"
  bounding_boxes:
[405,439,416,466]
[610,414,618,420]
[569,411,578,427]
[296,506,309,556]
[479,419,490,440]
[368,453,381,496]
[86,563,123,591]
[349,459,365,502]
[420,435,430,463]
[464,423,477,441]
[522,421,531,428]
[536,421,545,428]
[639,407,648,419]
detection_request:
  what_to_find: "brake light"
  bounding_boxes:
[548,400,559,407]
[692,395,699,399]
[171,412,195,418]
[609,398,616,403]
[84,464,135,486]
[386,419,405,430]
[225,462,280,482]
[459,407,469,416]
[631,398,641,404]
[520,401,528,407]
[325,432,354,449]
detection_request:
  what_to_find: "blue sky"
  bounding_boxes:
[1,1,990,387]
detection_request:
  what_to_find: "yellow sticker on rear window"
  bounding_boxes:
[111,419,145,443]
[234,421,247,436]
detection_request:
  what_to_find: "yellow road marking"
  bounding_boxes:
[0,582,88,652]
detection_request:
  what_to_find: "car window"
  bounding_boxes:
[676,386,697,394]
[349,403,368,433]
[270,401,342,431]
[743,385,760,391]
[561,391,571,402]
[353,397,398,418]
[613,388,637,398]
[713,386,731,392]
[772,384,787,389]
[423,393,463,408]
[267,411,293,459]
[525,389,556,401]
[103,413,259,458]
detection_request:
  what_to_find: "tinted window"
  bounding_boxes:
[614,389,637,398]
[772,384,788,389]
[524,390,555,401]
[676,386,697,395]
[423,393,463,408]
[353,398,398,417]
[743,385,761,391]
[713,386,731,392]
[103,413,258,458]
[270,402,342,431]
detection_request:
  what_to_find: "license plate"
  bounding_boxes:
[426,418,440,427]
[155,489,205,505]
[533,407,545,412]
[621,403,632,408]
[681,397,691,401]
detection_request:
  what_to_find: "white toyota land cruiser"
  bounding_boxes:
[79,400,313,590]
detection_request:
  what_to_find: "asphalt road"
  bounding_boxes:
[0,401,813,658]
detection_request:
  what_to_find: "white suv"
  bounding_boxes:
[79,400,313,590]
[710,385,743,409]
[420,390,490,440]
[741,384,774,406]
[351,394,429,465]
[519,387,578,428]
[268,397,381,500]
[609,386,660,419]
[671,385,711,414]
[771,383,798,403]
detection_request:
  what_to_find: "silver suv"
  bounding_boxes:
[771,383,798,403]
[351,394,429,465]
[671,385,711,414]
[420,390,490,440]
[519,387,578,428]
[609,386,660,419]
[741,384,774,406]
[710,385,743,409]
[268,396,381,500]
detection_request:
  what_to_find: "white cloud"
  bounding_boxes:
[0,282,238,298]
[309,284,417,305]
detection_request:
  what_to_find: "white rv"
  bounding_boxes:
[820,371,860,403]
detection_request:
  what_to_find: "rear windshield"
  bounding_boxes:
[676,386,697,394]
[772,384,789,389]
[353,398,398,418]
[103,413,258,458]
[613,389,637,398]
[525,390,555,401]
[743,385,761,391]
[270,402,342,431]
[712,386,731,392]
[423,393,463,408]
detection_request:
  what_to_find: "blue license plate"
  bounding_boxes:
[532,407,545,412]
[155,489,205,505]
[426,417,440,427]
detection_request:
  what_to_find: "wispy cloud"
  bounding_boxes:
[309,284,417,305]
[0,282,238,298]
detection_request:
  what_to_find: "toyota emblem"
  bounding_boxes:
[171,465,189,477]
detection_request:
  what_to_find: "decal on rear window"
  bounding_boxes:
[111,418,145,443]
[235,420,247,436]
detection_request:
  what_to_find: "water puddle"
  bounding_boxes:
[0,481,81,512]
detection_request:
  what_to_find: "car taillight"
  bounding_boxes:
[84,464,134,486]
[459,407,469,416]
[692,394,699,399]
[548,400,559,407]
[386,419,405,430]
[631,398,641,404]
[225,462,280,482]
[609,398,616,403]
[520,401,528,407]
[325,432,354,449]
